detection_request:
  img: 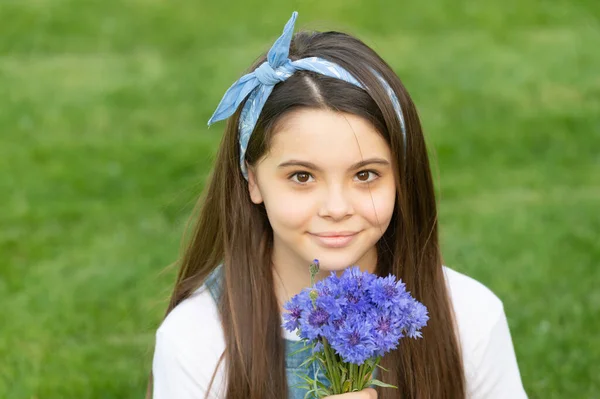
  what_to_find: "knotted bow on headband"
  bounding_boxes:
[208,11,407,180]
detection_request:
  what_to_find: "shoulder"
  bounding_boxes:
[442,266,505,331]
[156,285,224,345]
[152,286,226,398]
[442,265,505,358]
[442,266,528,398]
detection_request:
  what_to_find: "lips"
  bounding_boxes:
[312,231,358,237]
[309,231,359,248]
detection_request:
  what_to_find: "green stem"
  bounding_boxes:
[357,363,365,390]
[330,349,341,393]
[322,339,340,394]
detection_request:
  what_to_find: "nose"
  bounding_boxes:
[318,183,354,221]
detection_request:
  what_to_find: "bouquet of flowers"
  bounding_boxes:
[282,260,429,398]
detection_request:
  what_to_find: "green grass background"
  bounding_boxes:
[1,0,598,397]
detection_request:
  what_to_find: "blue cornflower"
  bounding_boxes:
[314,272,342,298]
[368,274,410,309]
[329,314,376,364]
[282,290,311,331]
[315,294,343,319]
[338,267,375,312]
[299,300,334,340]
[340,267,377,292]
[404,299,429,339]
[370,309,404,355]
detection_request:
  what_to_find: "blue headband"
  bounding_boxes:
[207,11,407,180]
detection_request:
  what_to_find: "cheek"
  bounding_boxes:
[357,184,396,227]
[263,189,315,231]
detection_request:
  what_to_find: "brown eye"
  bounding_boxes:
[297,173,310,183]
[292,172,313,184]
[354,170,379,183]
[356,171,370,181]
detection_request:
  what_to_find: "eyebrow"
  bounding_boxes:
[277,157,390,171]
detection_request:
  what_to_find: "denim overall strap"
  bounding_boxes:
[204,264,224,302]
[203,264,329,399]
[285,340,331,399]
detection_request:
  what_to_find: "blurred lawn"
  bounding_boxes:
[1,0,599,398]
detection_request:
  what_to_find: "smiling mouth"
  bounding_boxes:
[309,231,359,248]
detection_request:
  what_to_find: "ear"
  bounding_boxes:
[246,164,264,204]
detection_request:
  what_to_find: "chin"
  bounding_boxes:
[307,251,365,273]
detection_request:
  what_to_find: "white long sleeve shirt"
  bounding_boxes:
[152,266,528,398]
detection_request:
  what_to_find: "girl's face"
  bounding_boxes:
[247,108,396,273]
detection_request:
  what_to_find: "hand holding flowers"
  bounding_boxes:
[324,387,377,398]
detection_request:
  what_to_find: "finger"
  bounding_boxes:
[325,388,377,399]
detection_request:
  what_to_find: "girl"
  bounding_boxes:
[148,11,527,399]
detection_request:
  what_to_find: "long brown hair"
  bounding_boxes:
[146,29,465,399]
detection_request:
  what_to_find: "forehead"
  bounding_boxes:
[267,108,390,163]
